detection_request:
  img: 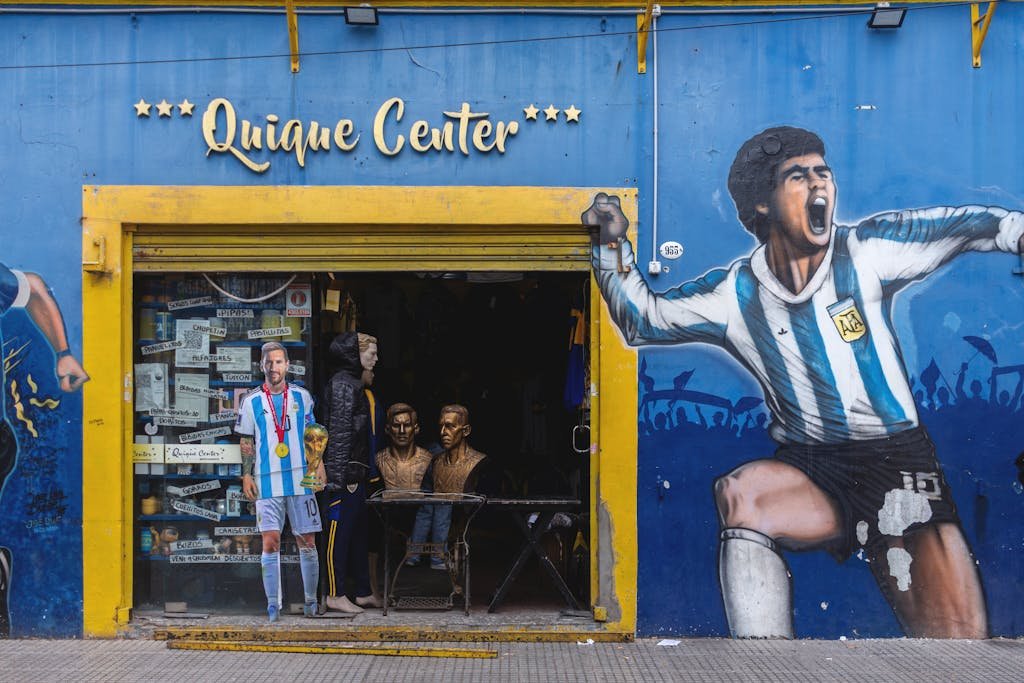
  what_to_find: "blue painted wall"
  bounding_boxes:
[0,5,1021,637]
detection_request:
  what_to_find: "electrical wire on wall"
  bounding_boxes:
[648,4,663,277]
[0,3,987,72]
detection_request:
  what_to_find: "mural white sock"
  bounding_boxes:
[719,527,794,639]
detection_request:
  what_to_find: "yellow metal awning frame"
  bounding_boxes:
[80,184,639,639]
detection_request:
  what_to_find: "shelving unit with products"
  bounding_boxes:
[131,273,316,614]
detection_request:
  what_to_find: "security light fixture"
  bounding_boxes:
[344,6,379,26]
[867,3,906,29]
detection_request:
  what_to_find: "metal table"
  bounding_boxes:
[484,497,583,613]
[367,491,485,616]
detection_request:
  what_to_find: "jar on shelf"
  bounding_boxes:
[139,308,157,339]
[260,309,283,340]
[155,312,174,341]
[141,496,160,516]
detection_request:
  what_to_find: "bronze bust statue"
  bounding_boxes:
[375,403,434,491]
[432,404,487,494]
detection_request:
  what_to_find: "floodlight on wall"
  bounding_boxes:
[867,3,906,29]
[344,6,379,26]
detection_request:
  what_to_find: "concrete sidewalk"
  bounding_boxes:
[1,637,1022,682]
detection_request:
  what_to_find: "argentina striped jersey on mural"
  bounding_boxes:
[595,206,1024,445]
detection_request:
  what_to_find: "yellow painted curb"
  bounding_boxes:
[167,640,498,658]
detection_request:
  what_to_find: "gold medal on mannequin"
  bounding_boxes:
[275,442,290,458]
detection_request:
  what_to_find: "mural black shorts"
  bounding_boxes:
[774,427,961,562]
[0,420,15,486]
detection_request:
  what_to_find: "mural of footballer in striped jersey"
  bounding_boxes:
[0,264,88,638]
[583,126,1024,639]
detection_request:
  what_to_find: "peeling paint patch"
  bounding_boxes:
[820,601,829,611]
[711,188,726,220]
[887,547,914,591]
[856,520,869,546]
[877,489,932,536]
[597,497,621,623]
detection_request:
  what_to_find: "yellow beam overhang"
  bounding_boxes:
[971,2,996,68]
[285,0,299,73]
[636,0,655,74]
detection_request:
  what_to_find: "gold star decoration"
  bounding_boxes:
[177,99,195,116]
[133,99,151,117]
[523,104,539,120]
[564,105,581,123]
[543,104,560,122]
[155,100,173,117]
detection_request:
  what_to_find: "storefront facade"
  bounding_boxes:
[1,2,1022,639]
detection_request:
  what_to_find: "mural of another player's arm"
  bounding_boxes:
[852,206,1024,292]
[582,194,730,347]
[0,266,88,392]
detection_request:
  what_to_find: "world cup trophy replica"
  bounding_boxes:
[301,423,328,490]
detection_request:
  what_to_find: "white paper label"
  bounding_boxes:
[167,480,222,497]
[165,444,242,464]
[175,384,229,400]
[215,526,258,536]
[149,408,201,419]
[169,539,217,552]
[169,554,299,564]
[209,410,238,424]
[140,340,185,355]
[153,416,198,428]
[189,354,236,364]
[215,346,251,373]
[217,309,255,318]
[288,364,306,376]
[179,426,233,443]
[168,296,214,311]
[247,327,293,340]
[174,373,211,421]
[171,500,222,521]
[132,444,164,464]
[221,373,253,384]
[190,323,227,337]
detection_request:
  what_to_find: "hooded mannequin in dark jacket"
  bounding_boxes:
[320,331,379,613]
[322,332,370,490]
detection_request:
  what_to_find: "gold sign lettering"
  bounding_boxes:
[374,98,520,157]
[202,98,271,173]
[199,97,523,173]
[373,97,406,156]
[333,119,359,151]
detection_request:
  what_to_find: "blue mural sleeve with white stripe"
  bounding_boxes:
[592,241,730,346]
[0,264,28,315]
[851,206,1024,293]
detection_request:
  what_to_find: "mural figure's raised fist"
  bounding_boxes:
[581,193,629,245]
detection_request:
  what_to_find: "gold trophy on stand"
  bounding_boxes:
[301,423,328,490]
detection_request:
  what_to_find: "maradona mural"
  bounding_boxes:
[0,264,88,638]
[584,126,1024,639]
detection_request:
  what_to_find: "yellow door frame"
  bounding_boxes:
[81,185,637,637]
